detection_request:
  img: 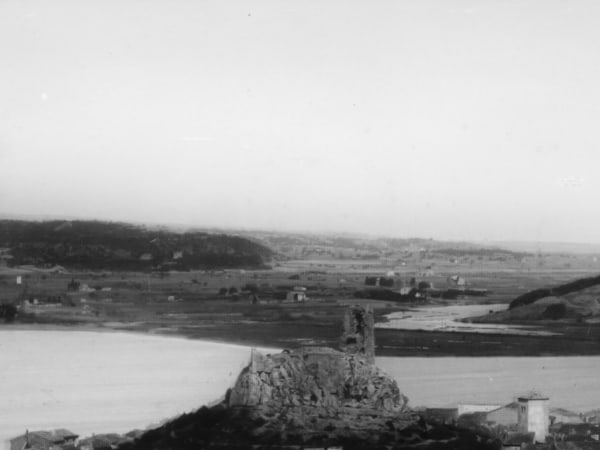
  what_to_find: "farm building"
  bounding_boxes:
[399,286,414,296]
[550,408,584,425]
[286,286,307,302]
[364,276,395,288]
[458,403,502,417]
[486,402,520,426]
[500,431,534,450]
[447,275,467,287]
[423,407,458,424]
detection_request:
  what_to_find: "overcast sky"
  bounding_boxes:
[1,0,599,243]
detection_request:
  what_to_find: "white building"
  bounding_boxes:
[517,392,549,443]
[457,403,502,417]
[286,287,307,302]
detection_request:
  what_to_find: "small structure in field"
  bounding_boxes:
[447,275,467,287]
[424,407,459,424]
[79,284,95,293]
[286,286,307,302]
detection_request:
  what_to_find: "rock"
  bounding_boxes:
[228,346,408,413]
[340,305,375,363]
[104,306,500,449]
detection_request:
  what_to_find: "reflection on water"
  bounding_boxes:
[376,303,557,335]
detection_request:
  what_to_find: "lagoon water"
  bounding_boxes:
[0,330,269,449]
[1,329,599,449]
[377,303,558,335]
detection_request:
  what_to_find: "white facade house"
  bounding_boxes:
[518,393,549,443]
[286,287,307,302]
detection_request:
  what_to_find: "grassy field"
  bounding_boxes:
[1,255,599,356]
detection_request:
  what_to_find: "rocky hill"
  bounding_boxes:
[0,220,273,271]
[113,307,500,449]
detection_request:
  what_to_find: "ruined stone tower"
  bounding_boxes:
[340,305,375,363]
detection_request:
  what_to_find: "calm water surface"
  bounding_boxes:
[1,330,598,449]
[377,303,557,335]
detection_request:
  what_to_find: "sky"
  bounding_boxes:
[1,0,600,243]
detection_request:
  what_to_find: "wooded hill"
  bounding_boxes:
[0,220,273,271]
[510,273,600,309]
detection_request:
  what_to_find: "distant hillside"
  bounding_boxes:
[509,274,600,309]
[468,274,600,324]
[0,220,273,271]
[229,229,531,263]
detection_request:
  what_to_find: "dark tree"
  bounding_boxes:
[0,303,17,322]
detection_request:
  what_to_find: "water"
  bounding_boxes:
[0,330,272,449]
[377,303,557,335]
[1,330,598,449]
[377,356,600,411]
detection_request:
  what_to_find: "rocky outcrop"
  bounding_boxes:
[223,306,412,445]
[228,347,407,412]
[116,306,501,449]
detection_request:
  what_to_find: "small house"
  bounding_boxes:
[79,284,95,293]
[399,286,413,296]
[447,275,467,287]
[286,287,307,302]
[501,431,534,450]
[424,407,459,424]
[550,408,584,425]
[458,403,502,417]
[139,253,153,261]
[487,402,520,426]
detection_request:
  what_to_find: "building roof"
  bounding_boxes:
[517,390,549,401]
[488,401,519,413]
[30,429,79,442]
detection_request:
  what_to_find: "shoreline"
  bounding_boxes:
[0,321,282,354]
[3,319,600,357]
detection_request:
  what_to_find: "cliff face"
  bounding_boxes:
[228,347,408,412]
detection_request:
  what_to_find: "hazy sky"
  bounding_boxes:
[1,0,600,242]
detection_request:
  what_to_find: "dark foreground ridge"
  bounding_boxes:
[116,307,500,450]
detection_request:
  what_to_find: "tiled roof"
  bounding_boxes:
[30,429,79,442]
[517,390,548,401]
